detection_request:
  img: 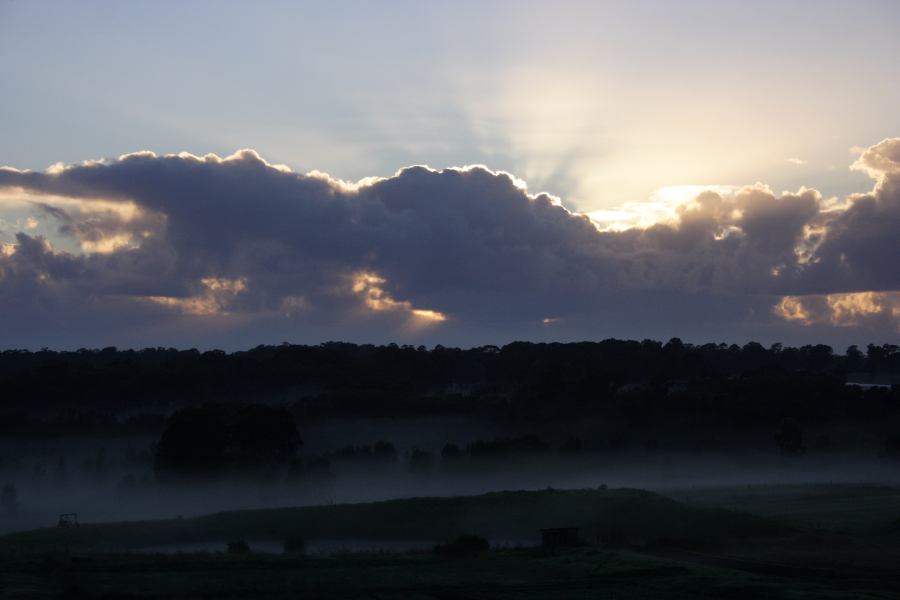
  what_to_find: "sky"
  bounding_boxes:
[1,0,899,349]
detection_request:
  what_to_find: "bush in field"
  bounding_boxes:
[227,540,251,554]
[775,419,805,455]
[283,537,306,556]
[433,535,490,558]
[408,448,435,471]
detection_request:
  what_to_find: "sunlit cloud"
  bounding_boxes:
[785,157,808,165]
[1,136,898,348]
[79,232,136,254]
[587,185,740,231]
[146,277,248,316]
[0,189,143,222]
[774,291,900,330]
[352,272,446,324]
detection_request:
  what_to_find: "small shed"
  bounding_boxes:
[541,527,580,548]
[57,513,79,528]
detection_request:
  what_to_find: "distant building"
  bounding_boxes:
[845,373,900,389]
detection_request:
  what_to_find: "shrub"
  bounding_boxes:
[433,534,490,558]
[283,537,306,556]
[227,540,251,554]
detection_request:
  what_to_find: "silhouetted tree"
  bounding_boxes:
[884,434,900,460]
[373,440,397,463]
[155,404,301,482]
[441,443,462,462]
[846,345,864,372]
[559,437,583,454]
[468,435,550,460]
[300,455,336,496]
[227,540,251,554]
[1,340,899,451]
[31,463,44,486]
[54,456,68,488]
[1,483,16,516]
[409,448,435,471]
[775,419,805,455]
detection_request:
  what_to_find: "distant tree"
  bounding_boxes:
[846,345,864,372]
[31,463,45,486]
[409,448,435,471]
[283,537,306,556]
[884,434,900,460]
[289,455,336,495]
[468,435,550,460]
[559,437,583,454]
[115,474,139,500]
[774,419,805,455]
[285,458,305,487]
[154,405,229,480]
[227,540,251,554]
[373,441,397,463]
[441,443,462,463]
[1,483,16,516]
[227,404,302,470]
[54,456,68,488]
[155,404,301,482]
[304,455,335,484]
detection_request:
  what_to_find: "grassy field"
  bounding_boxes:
[0,488,786,555]
[3,546,899,600]
[666,483,900,532]
[1,485,899,599]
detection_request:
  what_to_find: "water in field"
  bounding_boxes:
[134,537,534,556]
[135,538,437,556]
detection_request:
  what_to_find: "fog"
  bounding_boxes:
[2,415,898,536]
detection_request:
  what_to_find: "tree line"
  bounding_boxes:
[0,340,897,430]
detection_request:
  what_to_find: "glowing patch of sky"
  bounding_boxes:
[1,0,898,220]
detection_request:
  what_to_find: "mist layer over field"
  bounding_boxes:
[2,415,899,535]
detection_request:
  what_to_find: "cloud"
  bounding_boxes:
[785,157,808,165]
[0,141,898,348]
[774,291,900,332]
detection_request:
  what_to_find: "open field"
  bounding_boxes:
[5,547,899,600]
[666,483,900,532]
[0,488,786,554]
[1,485,899,599]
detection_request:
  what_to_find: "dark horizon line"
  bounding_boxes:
[2,337,891,357]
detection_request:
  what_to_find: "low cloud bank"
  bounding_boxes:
[1,140,898,348]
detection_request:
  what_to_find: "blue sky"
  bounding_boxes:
[1,1,899,348]
[3,1,898,205]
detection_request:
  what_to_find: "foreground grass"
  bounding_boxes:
[2,485,899,599]
[3,547,897,600]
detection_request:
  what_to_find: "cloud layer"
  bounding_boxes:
[1,140,899,349]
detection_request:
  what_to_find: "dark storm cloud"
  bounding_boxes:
[0,141,898,348]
